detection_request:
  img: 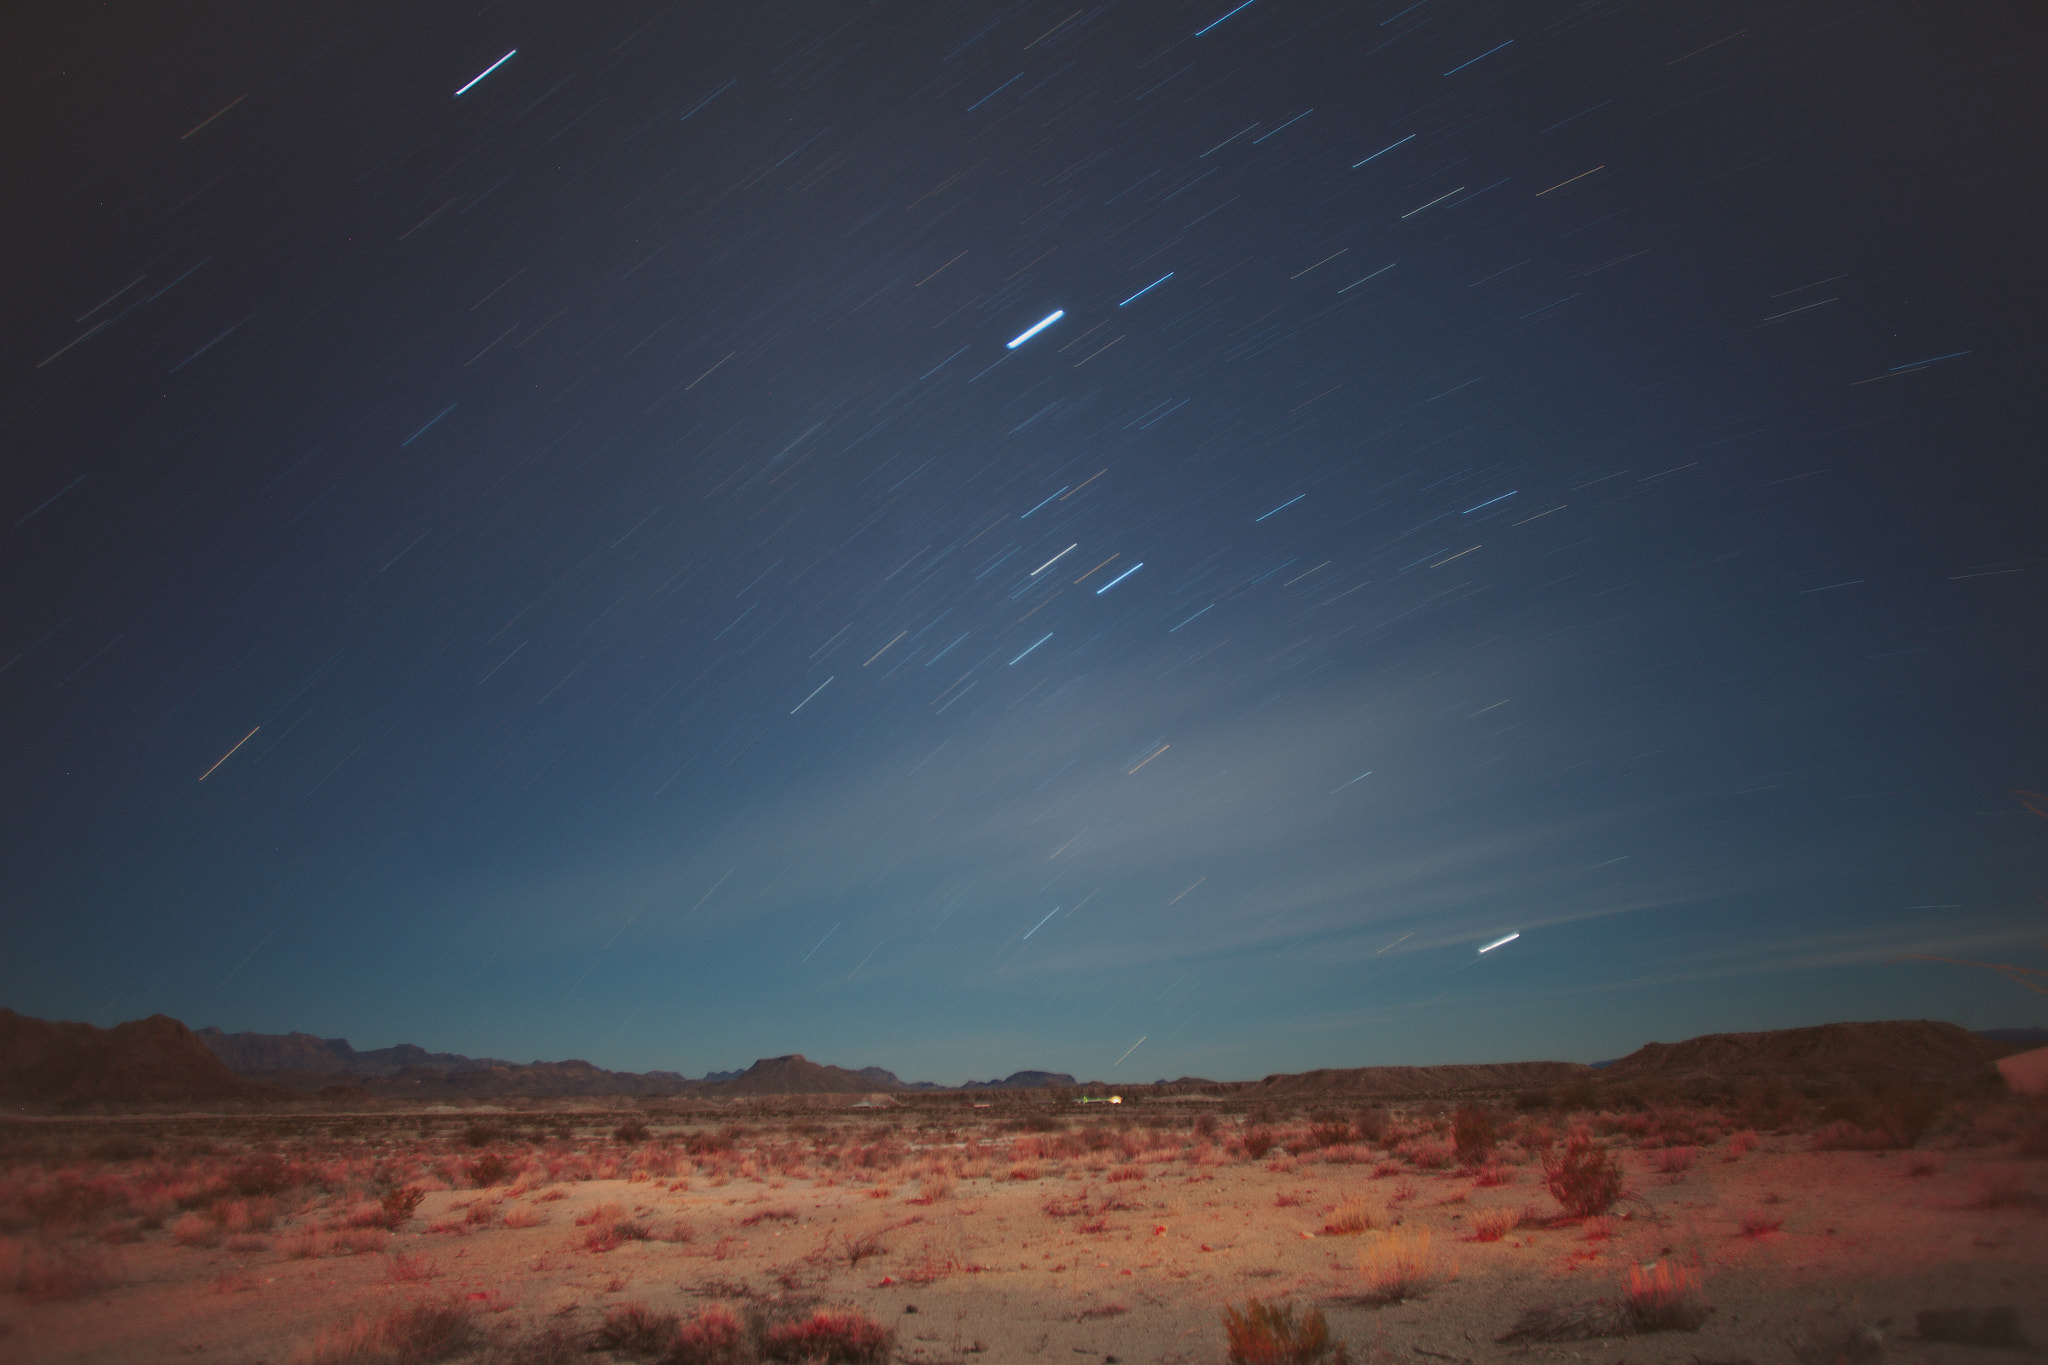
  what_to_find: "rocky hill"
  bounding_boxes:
[0,1008,288,1105]
[1594,1019,2005,1097]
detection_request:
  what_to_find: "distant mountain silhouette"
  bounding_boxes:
[1245,1060,1587,1097]
[704,1054,896,1095]
[960,1070,1078,1089]
[195,1027,512,1076]
[1,1008,288,1105]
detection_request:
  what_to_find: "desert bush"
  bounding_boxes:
[908,1173,954,1204]
[759,1306,894,1364]
[1320,1199,1374,1236]
[1470,1209,1517,1242]
[369,1187,426,1228]
[839,1229,888,1267]
[1654,1147,1694,1175]
[333,1228,391,1255]
[593,1302,680,1358]
[1355,1227,1452,1302]
[584,1216,652,1252]
[1223,1297,1350,1364]
[466,1154,509,1188]
[1399,1138,1455,1170]
[297,1301,479,1365]
[1452,1107,1497,1164]
[1623,1260,1708,1331]
[461,1123,501,1149]
[668,1304,749,1365]
[502,1205,546,1229]
[1724,1130,1759,1159]
[1006,1163,1041,1181]
[1106,1166,1145,1183]
[1195,1114,1221,1139]
[1472,1160,1515,1187]
[1544,1131,1625,1217]
[1242,1128,1277,1160]
[613,1118,652,1144]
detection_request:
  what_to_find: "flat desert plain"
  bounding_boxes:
[2,1103,2044,1364]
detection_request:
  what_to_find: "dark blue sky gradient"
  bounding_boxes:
[3,0,2043,1083]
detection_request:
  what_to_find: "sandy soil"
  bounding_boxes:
[3,1119,2043,1365]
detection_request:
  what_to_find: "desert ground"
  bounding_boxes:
[3,1094,2044,1365]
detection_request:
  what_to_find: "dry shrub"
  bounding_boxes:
[1544,1131,1625,1218]
[1320,1199,1375,1236]
[333,1228,392,1255]
[1355,1227,1452,1302]
[467,1155,509,1189]
[1623,1260,1708,1331]
[464,1198,500,1226]
[759,1305,894,1363]
[297,1301,479,1365]
[1006,1163,1041,1182]
[172,1212,224,1248]
[1472,1161,1515,1187]
[488,1323,583,1365]
[1223,1297,1351,1364]
[907,1173,953,1205]
[1106,1166,1145,1183]
[4,1236,113,1301]
[592,1302,679,1358]
[584,1217,652,1252]
[1452,1107,1497,1164]
[1400,1138,1455,1170]
[285,1226,327,1259]
[669,1303,749,1365]
[1470,1208,1518,1242]
[502,1205,546,1229]
[1724,1130,1759,1158]
[613,1119,652,1144]
[839,1229,888,1267]
[1241,1128,1277,1160]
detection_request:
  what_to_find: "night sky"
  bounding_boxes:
[5,1,2044,1086]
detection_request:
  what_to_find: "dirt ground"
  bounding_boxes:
[2,1105,2043,1365]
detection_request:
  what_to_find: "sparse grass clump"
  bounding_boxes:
[1623,1260,1708,1331]
[1354,1227,1453,1302]
[1320,1199,1375,1235]
[1223,1297,1351,1364]
[1470,1208,1518,1242]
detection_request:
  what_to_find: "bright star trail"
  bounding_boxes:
[454,49,517,97]
[1004,309,1065,349]
[2,0,2041,1084]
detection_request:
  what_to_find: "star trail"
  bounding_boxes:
[1,0,2043,1082]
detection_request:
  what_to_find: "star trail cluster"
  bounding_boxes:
[2,0,2043,1080]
